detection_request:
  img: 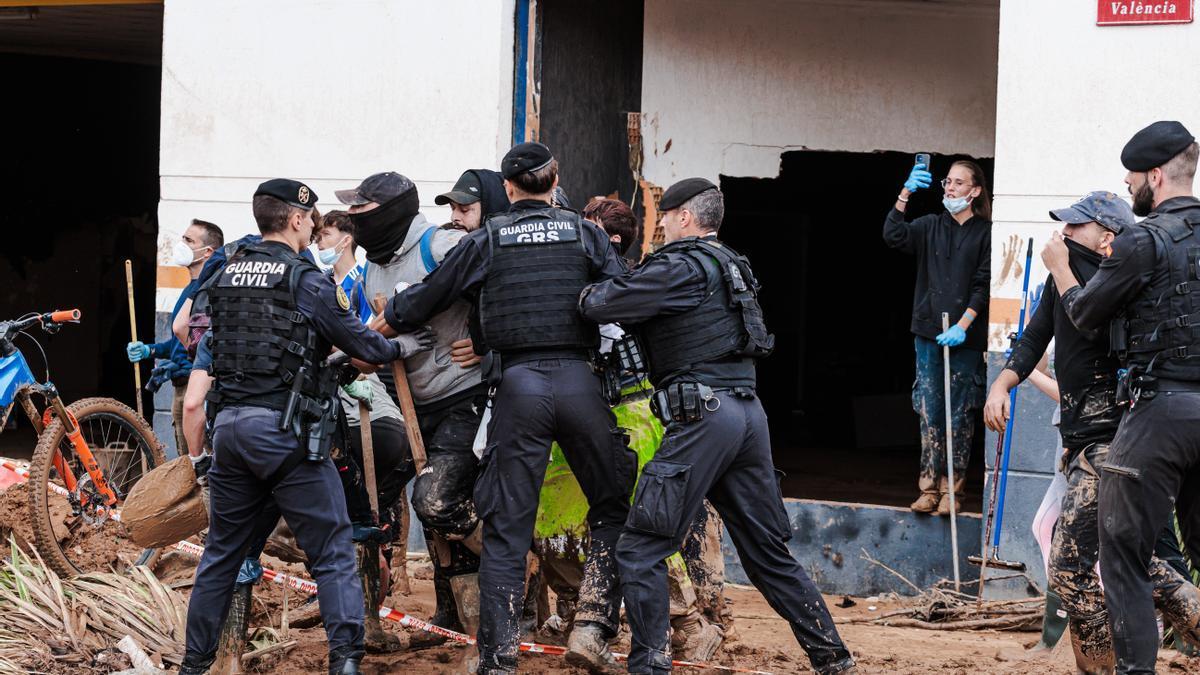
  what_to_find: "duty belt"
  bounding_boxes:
[649,383,755,425]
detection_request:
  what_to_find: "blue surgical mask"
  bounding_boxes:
[943,195,972,215]
[318,246,340,266]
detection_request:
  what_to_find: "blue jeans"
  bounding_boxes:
[913,336,984,491]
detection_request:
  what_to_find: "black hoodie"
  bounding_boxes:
[1005,239,1121,451]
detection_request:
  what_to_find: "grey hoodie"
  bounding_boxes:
[362,213,482,406]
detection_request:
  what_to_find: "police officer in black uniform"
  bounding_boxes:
[180,179,435,675]
[1041,121,1200,674]
[378,143,636,674]
[580,178,856,675]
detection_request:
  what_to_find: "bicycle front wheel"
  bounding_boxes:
[28,397,166,577]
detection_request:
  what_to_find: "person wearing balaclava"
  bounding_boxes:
[126,218,223,457]
[983,191,1200,670]
[884,158,992,516]
[337,170,500,655]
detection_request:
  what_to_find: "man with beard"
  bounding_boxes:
[338,170,509,647]
[1042,121,1200,674]
[985,192,1200,672]
[376,143,637,674]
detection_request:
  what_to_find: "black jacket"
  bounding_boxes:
[883,208,991,351]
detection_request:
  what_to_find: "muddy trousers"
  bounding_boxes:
[912,336,983,490]
[475,358,637,672]
[340,416,415,527]
[1099,391,1200,674]
[1049,442,1200,672]
[182,406,364,669]
[616,392,853,674]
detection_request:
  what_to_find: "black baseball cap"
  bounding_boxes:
[501,142,554,180]
[335,171,415,206]
[255,178,317,210]
[659,177,719,212]
[435,170,483,206]
[1121,121,1195,172]
[1050,191,1135,234]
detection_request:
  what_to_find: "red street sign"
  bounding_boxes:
[1098,0,1194,25]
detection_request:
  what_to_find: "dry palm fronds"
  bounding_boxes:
[0,537,185,671]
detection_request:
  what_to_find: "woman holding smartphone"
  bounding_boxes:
[883,157,993,515]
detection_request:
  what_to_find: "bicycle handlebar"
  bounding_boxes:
[48,309,81,324]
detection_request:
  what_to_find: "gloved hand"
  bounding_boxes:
[126,341,151,363]
[342,378,374,410]
[904,163,933,193]
[936,325,967,347]
[392,326,437,360]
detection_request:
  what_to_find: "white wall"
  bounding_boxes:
[639,0,1000,186]
[155,0,515,309]
[988,0,1200,349]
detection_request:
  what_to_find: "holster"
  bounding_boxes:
[481,350,503,391]
[651,382,716,425]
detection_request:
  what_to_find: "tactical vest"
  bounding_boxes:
[207,243,331,409]
[1123,209,1200,381]
[478,206,598,353]
[640,238,774,384]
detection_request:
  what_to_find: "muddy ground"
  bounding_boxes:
[3,466,1198,674]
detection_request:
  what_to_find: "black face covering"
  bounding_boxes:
[1064,236,1104,286]
[350,189,421,264]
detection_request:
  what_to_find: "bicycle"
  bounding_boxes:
[0,309,165,577]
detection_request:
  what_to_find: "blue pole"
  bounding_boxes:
[992,238,1034,548]
[512,0,531,146]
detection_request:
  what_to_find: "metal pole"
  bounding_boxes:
[942,312,961,592]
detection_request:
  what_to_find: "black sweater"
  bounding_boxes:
[883,208,991,352]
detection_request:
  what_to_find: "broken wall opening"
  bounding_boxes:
[720,150,994,510]
[0,12,162,456]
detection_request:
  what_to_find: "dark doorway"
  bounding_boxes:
[720,151,994,510]
[536,0,643,206]
[0,53,160,456]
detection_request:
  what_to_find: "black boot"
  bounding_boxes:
[329,645,364,674]
[178,655,214,674]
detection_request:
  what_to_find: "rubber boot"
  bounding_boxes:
[357,541,404,653]
[670,608,724,662]
[410,559,464,649]
[565,621,623,675]
[450,573,482,674]
[1032,589,1068,650]
[936,476,965,516]
[910,475,939,513]
[210,582,253,673]
[1159,581,1200,648]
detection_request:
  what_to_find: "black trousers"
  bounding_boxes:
[1099,390,1200,674]
[616,391,853,674]
[1050,442,1200,669]
[184,406,363,666]
[340,416,415,527]
[475,357,637,671]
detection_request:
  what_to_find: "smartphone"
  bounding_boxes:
[914,153,931,170]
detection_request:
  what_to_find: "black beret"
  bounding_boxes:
[659,177,719,212]
[502,142,554,179]
[1121,121,1195,172]
[255,178,318,210]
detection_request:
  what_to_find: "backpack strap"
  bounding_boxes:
[419,226,438,273]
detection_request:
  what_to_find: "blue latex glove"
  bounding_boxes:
[126,341,151,362]
[936,325,967,347]
[904,163,933,193]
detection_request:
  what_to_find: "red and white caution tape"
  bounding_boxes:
[4,460,774,674]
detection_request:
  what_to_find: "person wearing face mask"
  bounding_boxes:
[311,210,372,322]
[884,158,992,515]
[179,179,435,675]
[983,192,1200,671]
[1041,121,1200,674]
[339,169,507,651]
[126,219,223,456]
